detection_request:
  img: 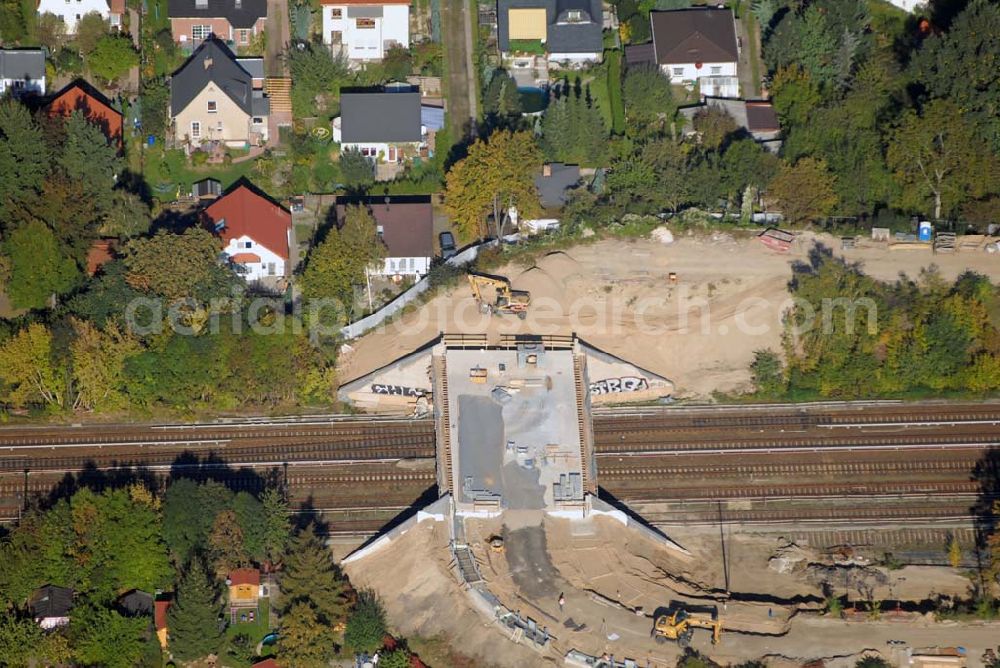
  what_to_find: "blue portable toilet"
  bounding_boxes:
[147,135,155,147]
[918,221,933,241]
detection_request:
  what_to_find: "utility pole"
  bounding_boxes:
[717,500,730,599]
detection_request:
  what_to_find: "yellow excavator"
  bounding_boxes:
[467,273,530,319]
[652,606,722,647]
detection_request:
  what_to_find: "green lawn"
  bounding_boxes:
[140,145,259,202]
[225,598,272,667]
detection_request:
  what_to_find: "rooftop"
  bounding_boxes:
[0,48,45,80]
[649,8,739,65]
[171,37,256,117]
[29,585,74,619]
[338,88,423,143]
[168,0,267,27]
[335,194,434,259]
[498,0,603,55]
[535,163,581,209]
[203,180,291,260]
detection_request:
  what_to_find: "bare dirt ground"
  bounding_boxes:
[342,517,1000,668]
[338,231,1000,398]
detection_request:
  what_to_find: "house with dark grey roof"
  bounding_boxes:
[498,0,603,64]
[0,49,46,98]
[333,87,426,166]
[29,585,74,629]
[649,8,740,98]
[169,0,268,46]
[170,37,269,146]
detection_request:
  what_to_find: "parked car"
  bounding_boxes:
[439,231,457,259]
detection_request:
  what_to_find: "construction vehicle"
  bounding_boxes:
[652,606,722,647]
[468,273,530,319]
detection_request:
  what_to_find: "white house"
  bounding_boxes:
[335,195,434,279]
[333,87,425,164]
[0,49,46,97]
[37,0,122,34]
[320,0,410,61]
[202,182,292,282]
[649,8,740,99]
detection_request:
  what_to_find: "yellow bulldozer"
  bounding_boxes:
[467,273,530,319]
[652,606,722,647]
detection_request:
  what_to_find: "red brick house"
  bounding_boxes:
[168,0,267,46]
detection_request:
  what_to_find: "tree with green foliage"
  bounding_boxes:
[0,0,27,42]
[0,503,75,607]
[287,43,348,116]
[637,138,690,213]
[855,657,891,668]
[277,602,334,667]
[232,491,267,563]
[70,606,147,668]
[1,221,79,310]
[0,101,52,219]
[0,322,65,409]
[207,509,250,578]
[101,189,152,239]
[75,12,110,56]
[280,525,350,624]
[770,65,821,128]
[123,228,229,302]
[340,147,375,193]
[380,649,413,668]
[483,69,522,124]
[911,0,1000,147]
[261,486,292,565]
[162,479,235,565]
[60,111,124,212]
[0,616,70,667]
[67,260,146,327]
[344,589,387,653]
[540,82,606,166]
[301,204,385,313]
[139,77,171,140]
[622,66,677,137]
[767,157,837,225]
[89,34,139,84]
[444,130,543,241]
[382,44,413,81]
[750,349,786,396]
[887,100,999,220]
[167,559,224,662]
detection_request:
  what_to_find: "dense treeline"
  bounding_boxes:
[0,103,338,416]
[750,259,1000,398]
[0,477,409,667]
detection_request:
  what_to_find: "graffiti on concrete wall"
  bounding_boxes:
[589,377,648,395]
[371,384,427,397]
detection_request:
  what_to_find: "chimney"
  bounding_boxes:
[542,163,552,177]
[195,0,207,7]
[203,57,213,70]
[235,0,241,7]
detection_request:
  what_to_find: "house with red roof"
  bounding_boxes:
[202,180,292,282]
[227,567,262,623]
[45,80,123,148]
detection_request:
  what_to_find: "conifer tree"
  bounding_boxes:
[279,525,350,625]
[166,559,223,661]
[276,602,333,668]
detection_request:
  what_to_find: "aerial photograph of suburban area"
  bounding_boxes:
[2,0,1000,665]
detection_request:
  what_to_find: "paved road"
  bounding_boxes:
[441,0,478,141]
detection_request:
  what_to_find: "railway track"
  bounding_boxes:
[0,401,997,533]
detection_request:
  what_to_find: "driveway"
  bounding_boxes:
[441,0,478,140]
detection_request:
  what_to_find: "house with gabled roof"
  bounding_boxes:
[335,194,433,278]
[227,567,262,623]
[333,86,426,166]
[168,0,267,46]
[649,8,740,98]
[497,0,603,64]
[44,79,124,148]
[202,179,292,282]
[169,37,269,146]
